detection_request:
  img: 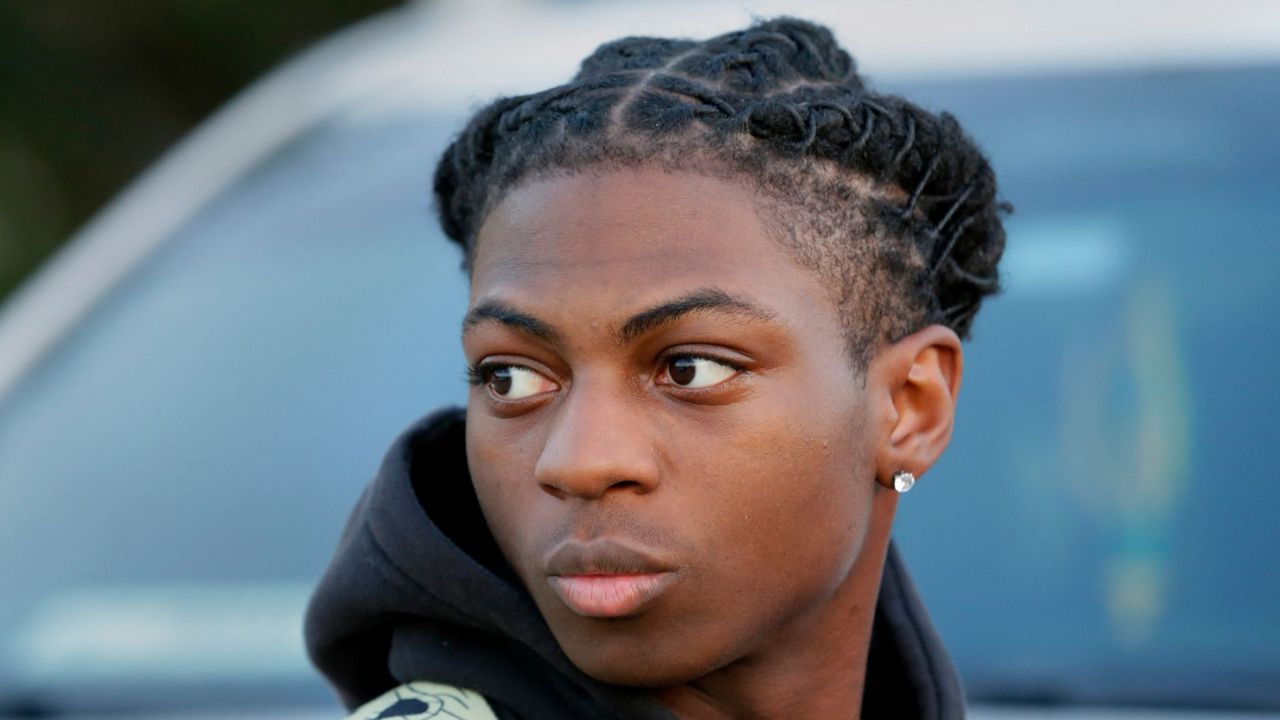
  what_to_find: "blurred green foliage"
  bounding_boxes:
[0,0,401,303]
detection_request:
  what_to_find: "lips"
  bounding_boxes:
[544,538,679,618]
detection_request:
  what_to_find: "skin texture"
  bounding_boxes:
[462,168,963,719]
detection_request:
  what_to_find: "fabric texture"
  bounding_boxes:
[343,680,499,720]
[305,407,967,719]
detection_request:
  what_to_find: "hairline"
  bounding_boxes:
[464,148,928,373]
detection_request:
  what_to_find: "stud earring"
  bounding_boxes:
[892,470,916,493]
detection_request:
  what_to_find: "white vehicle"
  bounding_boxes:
[1,1,1278,717]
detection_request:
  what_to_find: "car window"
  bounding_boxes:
[894,65,1280,710]
[0,65,1277,712]
[0,114,469,707]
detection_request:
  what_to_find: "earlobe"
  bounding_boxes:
[871,324,964,491]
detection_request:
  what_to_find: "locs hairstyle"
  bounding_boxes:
[434,17,1009,371]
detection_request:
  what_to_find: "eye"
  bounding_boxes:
[477,364,559,400]
[660,355,741,389]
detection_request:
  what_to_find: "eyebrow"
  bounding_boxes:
[463,301,561,343]
[462,287,774,345]
[616,288,774,344]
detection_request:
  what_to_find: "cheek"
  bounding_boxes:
[666,386,877,633]
[465,410,549,569]
[697,410,872,576]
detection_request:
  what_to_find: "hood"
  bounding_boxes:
[305,407,966,719]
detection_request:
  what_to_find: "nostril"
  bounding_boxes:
[608,479,645,493]
[539,483,567,500]
[539,477,647,500]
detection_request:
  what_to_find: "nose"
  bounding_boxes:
[534,376,661,500]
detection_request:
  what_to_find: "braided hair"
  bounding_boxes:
[434,17,1009,371]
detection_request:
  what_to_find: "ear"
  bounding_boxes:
[868,324,964,490]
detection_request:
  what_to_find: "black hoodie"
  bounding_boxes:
[305,408,967,719]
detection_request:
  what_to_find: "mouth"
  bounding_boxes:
[548,573,677,618]
[544,538,680,618]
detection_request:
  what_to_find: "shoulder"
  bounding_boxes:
[342,681,501,720]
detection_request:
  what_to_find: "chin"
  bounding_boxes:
[556,625,725,688]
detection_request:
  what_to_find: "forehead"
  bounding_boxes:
[470,168,828,316]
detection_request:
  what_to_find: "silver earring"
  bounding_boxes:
[892,470,916,493]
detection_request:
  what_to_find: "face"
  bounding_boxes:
[463,168,882,686]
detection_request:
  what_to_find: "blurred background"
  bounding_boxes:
[1,1,1278,718]
[0,0,398,304]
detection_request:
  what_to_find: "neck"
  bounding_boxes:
[654,489,899,720]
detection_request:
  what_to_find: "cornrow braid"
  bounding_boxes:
[434,16,1009,371]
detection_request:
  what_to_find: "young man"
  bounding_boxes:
[306,17,1006,720]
